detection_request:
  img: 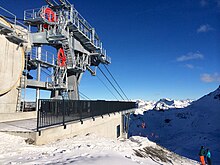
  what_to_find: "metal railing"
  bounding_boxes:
[37,99,136,130]
[29,47,56,66]
[24,5,103,49]
[0,6,17,25]
[0,6,28,40]
[97,48,111,64]
[24,8,42,20]
[67,6,102,48]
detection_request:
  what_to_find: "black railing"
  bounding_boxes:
[37,99,136,131]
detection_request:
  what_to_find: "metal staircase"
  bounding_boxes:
[56,67,67,87]
[62,38,75,69]
[47,66,67,89]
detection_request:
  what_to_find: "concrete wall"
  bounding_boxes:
[35,112,124,145]
[0,88,19,113]
[0,17,24,113]
[0,111,37,123]
[4,131,36,141]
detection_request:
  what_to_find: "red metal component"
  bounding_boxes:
[57,48,66,67]
[41,7,57,29]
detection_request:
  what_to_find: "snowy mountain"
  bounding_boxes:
[136,98,192,113]
[135,100,156,115]
[153,98,193,110]
[130,86,220,164]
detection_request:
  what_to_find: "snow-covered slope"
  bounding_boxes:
[1,87,218,165]
[130,86,220,164]
[0,132,198,165]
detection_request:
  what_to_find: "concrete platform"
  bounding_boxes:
[0,118,37,143]
[0,118,37,132]
[0,112,127,145]
[0,111,37,123]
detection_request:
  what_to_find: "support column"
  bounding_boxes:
[67,74,79,100]
[36,46,42,111]
[91,28,95,43]
[121,113,130,139]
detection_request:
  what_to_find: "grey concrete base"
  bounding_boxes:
[0,111,37,123]
[36,113,123,145]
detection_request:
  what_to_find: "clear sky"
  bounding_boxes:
[1,0,219,101]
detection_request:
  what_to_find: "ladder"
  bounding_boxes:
[16,75,26,112]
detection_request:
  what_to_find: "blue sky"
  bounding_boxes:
[1,0,219,101]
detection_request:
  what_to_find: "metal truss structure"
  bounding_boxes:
[0,0,111,111]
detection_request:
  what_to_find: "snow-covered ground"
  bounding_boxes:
[0,132,198,165]
[1,87,219,165]
[131,86,220,164]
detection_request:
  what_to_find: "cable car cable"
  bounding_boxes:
[79,94,87,100]
[104,64,130,100]
[98,66,124,100]
[96,75,119,101]
[79,91,91,100]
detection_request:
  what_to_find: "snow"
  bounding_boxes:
[135,100,156,115]
[1,88,219,165]
[0,132,198,165]
[136,99,192,113]
[153,98,193,110]
[130,86,220,164]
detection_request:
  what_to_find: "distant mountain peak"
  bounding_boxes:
[204,85,220,98]
[190,85,220,110]
[153,99,192,110]
[213,85,220,100]
[136,99,192,112]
